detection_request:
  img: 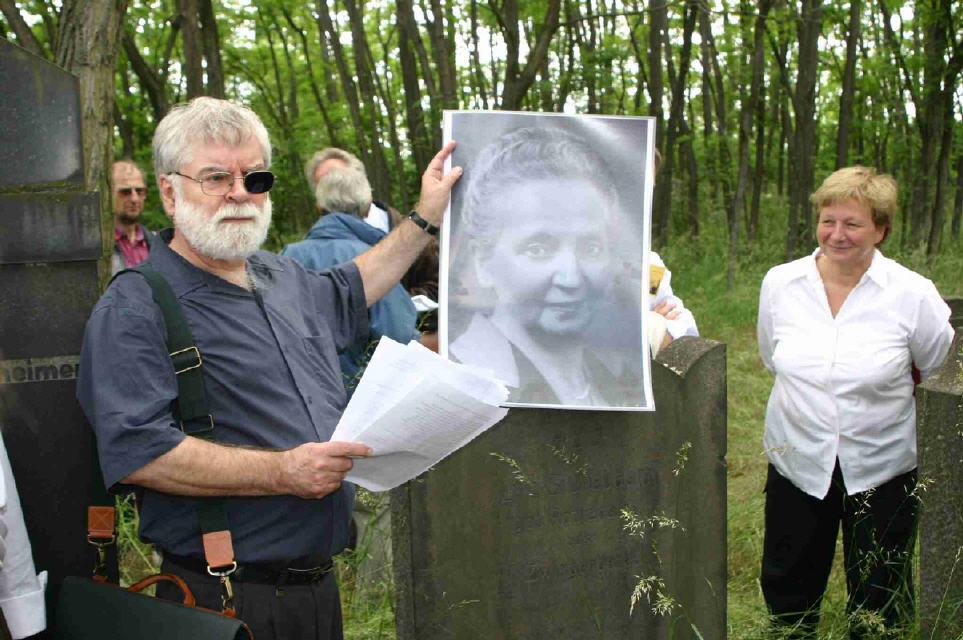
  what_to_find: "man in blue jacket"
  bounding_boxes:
[283,149,419,393]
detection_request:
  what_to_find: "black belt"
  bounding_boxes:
[163,553,334,586]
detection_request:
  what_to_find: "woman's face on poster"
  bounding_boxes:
[474,177,613,339]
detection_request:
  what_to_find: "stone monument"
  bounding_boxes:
[918,327,963,640]
[391,337,727,640]
[945,296,963,331]
[0,37,109,615]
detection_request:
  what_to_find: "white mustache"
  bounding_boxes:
[213,203,263,222]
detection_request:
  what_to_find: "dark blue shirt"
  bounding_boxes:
[77,230,369,563]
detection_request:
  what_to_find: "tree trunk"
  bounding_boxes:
[499,0,562,111]
[0,0,46,56]
[555,6,577,111]
[736,0,773,244]
[653,0,696,247]
[115,57,135,158]
[682,115,700,238]
[177,0,204,99]
[925,84,956,256]
[835,0,861,168]
[749,85,766,242]
[570,1,597,113]
[919,0,962,255]
[427,0,456,109]
[342,0,392,199]
[198,0,224,98]
[373,27,411,208]
[647,0,666,149]
[952,153,963,240]
[122,29,172,122]
[396,0,441,146]
[698,5,737,288]
[786,0,823,260]
[314,0,371,169]
[468,0,489,109]
[281,7,342,148]
[877,0,956,249]
[396,0,432,171]
[55,0,129,286]
[699,11,717,206]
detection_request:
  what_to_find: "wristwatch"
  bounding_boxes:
[407,210,440,236]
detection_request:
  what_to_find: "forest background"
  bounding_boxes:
[1,0,961,638]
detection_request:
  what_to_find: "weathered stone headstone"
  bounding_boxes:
[945,296,963,330]
[392,337,726,639]
[0,37,108,615]
[918,328,963,640]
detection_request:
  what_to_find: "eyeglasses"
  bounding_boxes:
[172,170,275,196]
[117,187,147,197]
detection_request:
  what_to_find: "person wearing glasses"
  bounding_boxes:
[77,97,461,640]
[283,149,420,394]
[110,160,155,274]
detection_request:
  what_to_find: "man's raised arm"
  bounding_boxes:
[354,142,462,306]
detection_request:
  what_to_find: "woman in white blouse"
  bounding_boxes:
[757,166,953,638]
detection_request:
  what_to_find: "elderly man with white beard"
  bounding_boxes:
[76,97,461,640]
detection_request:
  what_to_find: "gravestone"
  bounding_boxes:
[0,37,108,618]
[917,328,963,640]
[945,296,963,330]
[392,337,726,640]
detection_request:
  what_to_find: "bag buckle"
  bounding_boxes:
[208,563,237,616]
[171,346,202,375]
[87,536,115,581]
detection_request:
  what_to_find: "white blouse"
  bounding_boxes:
[757,249,954,499]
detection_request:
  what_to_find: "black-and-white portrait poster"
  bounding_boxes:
[440,111,655,411]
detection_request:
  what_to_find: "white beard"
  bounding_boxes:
[172,181,272,261]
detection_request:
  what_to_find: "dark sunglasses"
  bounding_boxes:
[118,187,147,197]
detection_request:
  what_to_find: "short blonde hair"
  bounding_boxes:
[810,166,898,235]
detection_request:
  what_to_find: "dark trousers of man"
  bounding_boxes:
[760,461,919,639]
[156,555,343,640]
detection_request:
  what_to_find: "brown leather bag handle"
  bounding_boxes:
[127,573,197,608]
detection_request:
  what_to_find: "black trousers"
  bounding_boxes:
[760,462,919,639]
[156,558,344,640]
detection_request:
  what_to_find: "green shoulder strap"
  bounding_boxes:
[130,266,212,438]
[107,266,234,575]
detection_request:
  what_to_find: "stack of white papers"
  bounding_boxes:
[330,338,510,491]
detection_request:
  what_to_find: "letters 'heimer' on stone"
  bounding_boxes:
[917,327,963,640]
[391,337,727,640]
[0,38,108,613]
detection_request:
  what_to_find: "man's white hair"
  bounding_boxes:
[304,147,366,189]
[315,164,373,218]
[153,97,272,176]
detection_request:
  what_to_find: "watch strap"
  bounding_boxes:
[407,210,440,236]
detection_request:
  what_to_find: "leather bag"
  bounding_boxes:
[55,574,251,639]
